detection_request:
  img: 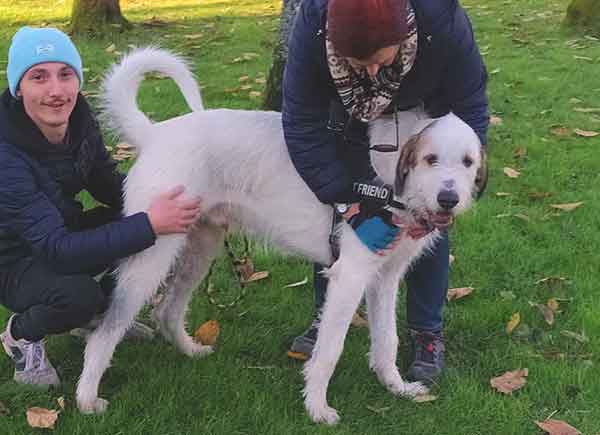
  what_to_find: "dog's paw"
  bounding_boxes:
[393,381,429,398]
[78,397,109,415]
[306,403,340,426]
[186,342,214,358]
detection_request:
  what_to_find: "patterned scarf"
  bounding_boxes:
[326,1,418,122]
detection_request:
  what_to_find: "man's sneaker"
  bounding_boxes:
[287,317,320,361]
[0,315,60,388]
[406,328,445,385]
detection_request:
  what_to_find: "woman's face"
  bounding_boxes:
[346,45,401,77]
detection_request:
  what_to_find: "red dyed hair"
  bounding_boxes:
[327,0,408,60]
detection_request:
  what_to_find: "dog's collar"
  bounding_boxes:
[387,198,407,211]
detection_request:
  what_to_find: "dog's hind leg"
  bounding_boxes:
[303,248,374,425]
[153,223,225,357]
[76,236,186,415]
[366,263,428,398]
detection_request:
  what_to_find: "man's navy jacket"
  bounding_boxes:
[282,0,489,204]
[0,90,155,273]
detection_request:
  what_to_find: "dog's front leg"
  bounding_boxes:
[302,251,372,425]
[366,263,428,398]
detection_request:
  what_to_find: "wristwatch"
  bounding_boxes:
[334,203,350,215]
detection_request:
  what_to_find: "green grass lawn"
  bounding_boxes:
[1,0,599,433]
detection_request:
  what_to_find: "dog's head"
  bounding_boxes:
[370,112,484,230]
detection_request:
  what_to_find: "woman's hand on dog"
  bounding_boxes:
[147,185,202,235]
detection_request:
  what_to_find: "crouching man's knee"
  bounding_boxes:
[51,275,108,330]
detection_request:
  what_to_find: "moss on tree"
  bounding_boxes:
[565,0,600,32]
[70,0,130,35]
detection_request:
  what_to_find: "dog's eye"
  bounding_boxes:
[424,154,438,166]
[463,156,474,168]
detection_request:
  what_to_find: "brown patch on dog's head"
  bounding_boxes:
[394,121,437,196]
[474,147,488,198]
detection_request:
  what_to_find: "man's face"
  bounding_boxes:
[17,62,79,136]
[347,44,401,78]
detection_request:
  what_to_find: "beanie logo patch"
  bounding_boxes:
[36,44,55,56]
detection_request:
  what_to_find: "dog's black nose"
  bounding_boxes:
[437,190,459,210]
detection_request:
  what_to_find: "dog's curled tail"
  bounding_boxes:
[101,47,203,143]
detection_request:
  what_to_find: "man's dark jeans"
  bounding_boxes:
[0,257,115,342]
[313,231,449,332]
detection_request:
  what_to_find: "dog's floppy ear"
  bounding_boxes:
[394,121,437,196]
[474,147,488,199]
[394,133,420,196]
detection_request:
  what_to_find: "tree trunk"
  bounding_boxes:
[262,0,302,111]
[565,0,600,32]
[71,0,130,35]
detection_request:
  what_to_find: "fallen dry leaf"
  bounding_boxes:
[234,257,254,281]
[573,107,600,113]
[490,115,503,126]
[105,43,116,53]
[550,126,571,136]
[514,213,531,222]
[26,407,59,429]
[193,320,220,345]
[242,270,269,283]
[249,91,262,98]
[503,167,521,178]
[240,84,253,90]
[283,277,308,288]
[57,397,65,410]
[531,302,555,325]
[413,394,438,403]
[490,368,528,394]
[506,312,521,334]
[447,287,474,301]
[449,254,455,265]
[574,128,599,137]
[550,202,583,212]
[351,311,369,328]
[536,276,567,286]
[496,192,512,197]
[547,298,560,312]
[366,405,392,414]
[513,147,527,159]
[528,191,553,200]
[560,330,589,343]
[238,75,249,82]
[535,419,581,435]
[255,77,267,84]
[116,142,134,150]
[183,33,204,40]
[141,16,169,27]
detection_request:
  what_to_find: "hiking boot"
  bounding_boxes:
[0,315,60,388]
[406,328,445,385]
[287,317,320,361]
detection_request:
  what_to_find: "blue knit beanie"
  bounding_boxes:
[7,26,84,97]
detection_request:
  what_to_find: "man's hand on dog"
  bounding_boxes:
[147,185,202,235]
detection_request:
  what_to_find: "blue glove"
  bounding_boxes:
[349,209,400,253]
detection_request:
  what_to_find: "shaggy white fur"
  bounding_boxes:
[75,48,483,425]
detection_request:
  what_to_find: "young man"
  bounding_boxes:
[282,0,489,383]
[0,27,201,387]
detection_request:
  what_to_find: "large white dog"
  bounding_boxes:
[76,48,484,425]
